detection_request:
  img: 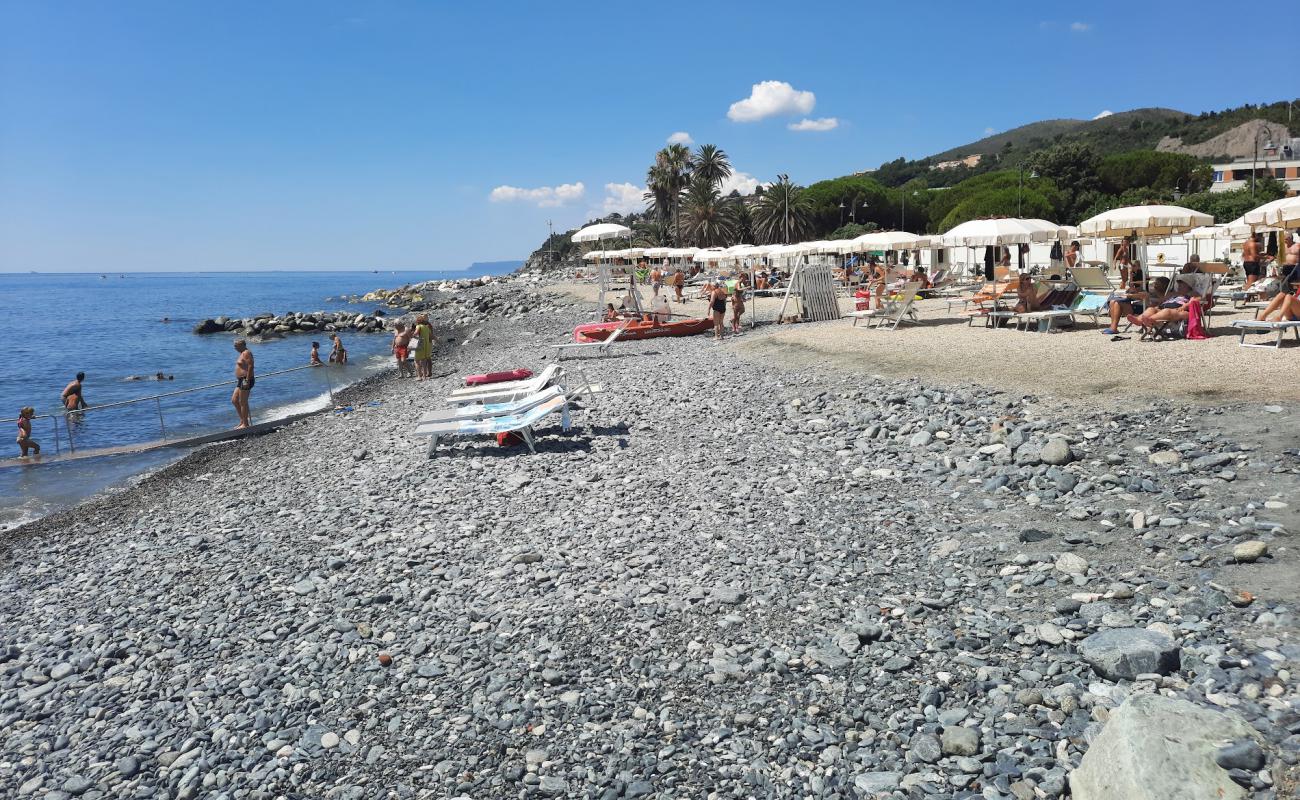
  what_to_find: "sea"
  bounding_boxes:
[0,268,512,531]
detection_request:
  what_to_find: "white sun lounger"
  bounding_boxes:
[447,364,561,401]
[416,394,572,457]
[845,281,923,330]
[419,385,568,426]
[1231,319,1300,349]
[552,320,630,359]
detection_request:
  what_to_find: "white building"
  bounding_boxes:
[1210,137,1300,193]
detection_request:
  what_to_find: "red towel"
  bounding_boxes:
[1186,297,1209,340]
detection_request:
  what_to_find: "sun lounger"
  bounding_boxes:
[416,394,572,457]
[846,281,923,330]
[419,385,568,426]
[1230,319,1300,349]
[447,364,561,402]
[552,321,629,360]
[1068,267,1114,293]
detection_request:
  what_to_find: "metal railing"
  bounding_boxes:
[5,365,337,456]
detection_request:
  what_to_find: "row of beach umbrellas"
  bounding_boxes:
[572,197,1300,264]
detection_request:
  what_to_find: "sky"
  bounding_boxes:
[0,0,1276,272]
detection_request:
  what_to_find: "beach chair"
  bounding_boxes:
[552,321,630,360]
[419,385,567,426]
[847,281,923,330]
[416,394,572,457]
[447,364,561,402]
[1230,319,1300,349]
[1068,266,1114,293]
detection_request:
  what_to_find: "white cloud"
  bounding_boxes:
[719,170,765,196]
[1092,109,1114,120]
[1070,21,1092,32]
[488,182,585,207]
[788,117,839,132]
[667,131,694,145]
[727,80,816,123]
[594,182,647,217]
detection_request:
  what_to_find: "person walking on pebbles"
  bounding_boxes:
[413,314,434,380]
[15,407,40,457]
[709,283,728,340]
[231,339,254,429]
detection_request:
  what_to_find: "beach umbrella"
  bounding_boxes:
[572,222,632,243]
[1077,205,1211,238]
[1243,196,1300,229]
[1185,225,1225,240]
[583,250,605,261]
[642,247,671,259]
[852,231,923,251]
[940,218,1042,247]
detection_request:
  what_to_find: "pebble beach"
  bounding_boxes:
[2,276,1299,799]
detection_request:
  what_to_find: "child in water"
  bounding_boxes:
[309,341,323,366]
[16,407,40,457]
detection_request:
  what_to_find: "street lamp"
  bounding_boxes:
[900,191,917,232]
[1253,125,1276,198]
[1017,167,1038,216]
[839,200,847,227]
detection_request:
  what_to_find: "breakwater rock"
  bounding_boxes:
[350,273,564,326]
[193,310,387,337]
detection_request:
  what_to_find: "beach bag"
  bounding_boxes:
[1186,298,1209,340]
[496,431,525,447]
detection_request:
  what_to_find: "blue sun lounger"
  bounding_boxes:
[415,394,571,457]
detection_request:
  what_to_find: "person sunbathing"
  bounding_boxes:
[1258,291,1300,322]
[1013,277,1042,313]
[1126,278,1194,330]
[1103,277,1169,335]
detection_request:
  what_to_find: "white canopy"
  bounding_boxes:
[1243,196,1300,229]
[1020,219,1072,241]
[642,247,671,258]
[851,231,923,252]
[582,250,605,261]
[1185,225,1226,240]
[666,247,699,258]
[692,247,727,263]
[1078,205,1212,238]
[572,222,632,243]
[940,218,1043,247]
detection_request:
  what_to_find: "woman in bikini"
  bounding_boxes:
[329,334,348,365]
[709,284,728,340]
[16,407,40,457]
[730,283,746,334]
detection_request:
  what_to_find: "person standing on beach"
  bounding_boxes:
[730,283,746,334]
[231,339,254,429]
[649,265,662,297]
[392,322,415,378]
[61,372,87,411]
[1242,233,1261,290]
[1114,236,1132,275]
[673,268,685,302]
[413,315,434,380]
[16,407,40,457]
[709,284,728,340]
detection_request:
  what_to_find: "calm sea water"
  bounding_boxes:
[0,269,505,530]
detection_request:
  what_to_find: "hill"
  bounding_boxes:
[928,108,1190,163]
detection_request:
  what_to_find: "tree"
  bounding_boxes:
[691,144,732,189]
[643,143,693,245]
[827,222,878,239]
[800,175,894,236]
[632,220,672,248]
[678,178,738,247]
[751,174,812,244]
[1025,143,1102,221]
[1097,151,1209,195]
[925,171,1064,230]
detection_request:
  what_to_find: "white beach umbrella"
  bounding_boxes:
[692,247,726,263]
[642,247,670,258]
[940,218,1041,247]
[1077,205,1212,238]
[583,250,605,261]
[853,231,923,251]
[1242,196,1300,229]
[1020,219,1072,240]
[1185,225,1225,240]
[572,222,632,243]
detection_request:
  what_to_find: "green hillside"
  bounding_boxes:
[928,108,1190,163]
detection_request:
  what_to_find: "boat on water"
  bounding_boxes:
[573,316,713,343]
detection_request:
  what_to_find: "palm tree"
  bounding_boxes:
[633,219,672,248]
[751,174,812,244]
[678,177,738,247]
[691,144,732,190]
[644,144,692,245]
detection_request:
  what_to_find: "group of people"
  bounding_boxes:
[15,372,90,456]
[308,334,349,367]
[647,266,687,303]
[390,316,435,379]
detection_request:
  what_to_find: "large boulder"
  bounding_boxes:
[1080,628,1180,680]
[1070,694,1262,800]
[192,319,224,334]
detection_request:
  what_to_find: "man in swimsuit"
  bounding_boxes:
[1285,232,1300,289]
[232,339,254,429]
[61,372,87,411]
[1242,233,1261,290]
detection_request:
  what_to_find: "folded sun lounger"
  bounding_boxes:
[419,385,568,425]
[415,394,572,457]
[846,281,923,330]
[448,364,561,400]
[1230,319,1300,349]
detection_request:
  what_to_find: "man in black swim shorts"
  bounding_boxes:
[232,339,254,429]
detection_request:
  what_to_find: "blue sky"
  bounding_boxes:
[0,0,1274,272]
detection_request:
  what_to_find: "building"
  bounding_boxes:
[1210,137,1300,194]
[933,154,983,171]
